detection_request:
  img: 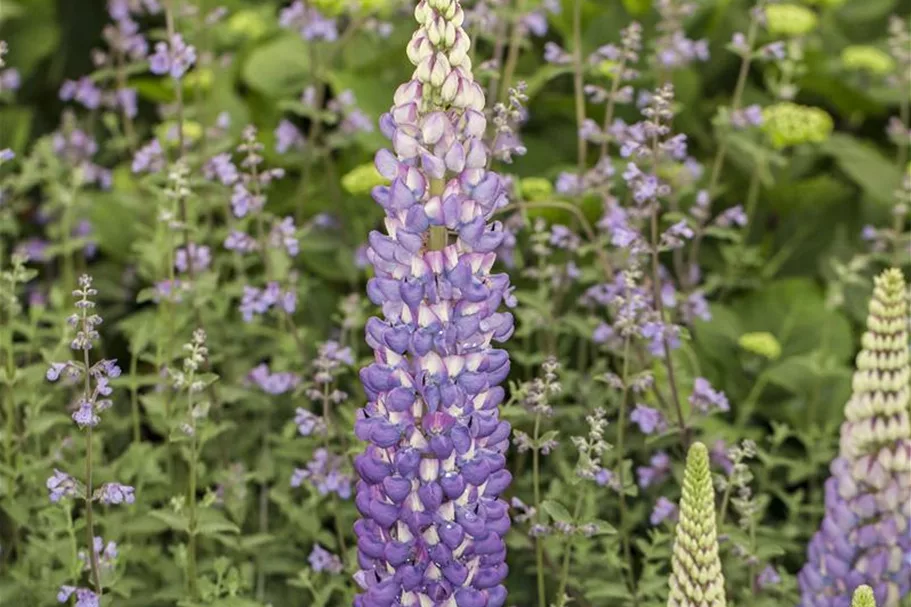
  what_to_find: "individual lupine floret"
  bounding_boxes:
[798,268,911,607]
[852,585,877,607]
[667,442,727,607]
[352,0,515,605]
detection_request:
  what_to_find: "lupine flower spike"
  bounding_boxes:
[852,585,877,607]
[667,441,727,607]
[799,268,911,607]
[352,0,515,605]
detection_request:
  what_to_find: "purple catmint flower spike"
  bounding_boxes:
[798,268,911,607]
[353,1,515,605]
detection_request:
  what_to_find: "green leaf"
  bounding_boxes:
[195,508,241,537]
[242,34,311,97]
[541,499,573,523]
[149,509,189,533]
[818,134,902,205]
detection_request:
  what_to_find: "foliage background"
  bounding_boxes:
[0,0,909,606]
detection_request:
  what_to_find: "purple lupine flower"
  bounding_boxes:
[309,544,344,574]
[97,482,135,505]
[630,404,667,434]
[353,2,514,605]
[148,34,196,79]
[799,269,911,606]
[650,496,678,525]
[689,377,730,413]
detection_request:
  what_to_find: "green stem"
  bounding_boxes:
[687,13,760,287]
[554,497,585,606]
[615,337,638,604]
[186,384,199,599]
[130,346,140,444]
[499,0,528,103]
[571,0,587,176]
[532,413,546,607]
[3,306,14,469]
[83,363,103,602]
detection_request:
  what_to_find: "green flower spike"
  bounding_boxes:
[852,585,877,607]
[762,102,833,149]
[667,442,727,607]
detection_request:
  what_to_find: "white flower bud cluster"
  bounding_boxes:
[840,268,911,471]
[406,0,484,111]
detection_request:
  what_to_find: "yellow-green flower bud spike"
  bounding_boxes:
[342,162,388,195]
[762,102,833,149]
[841,46,896,75]
[764,4,818,37]
[841,268,910,461]
[738,332,782,360]
[227,10,270,40]
[520,177,553,201]
[851,585,877,607]
[667,442,727,607]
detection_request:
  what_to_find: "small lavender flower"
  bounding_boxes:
[274,119,304,154]
[798,269,911,606]
[637,451,672,489]
[630,404,667,434]
[279,1,337,41]
[132,139,165,174]
[57,586,99,607]
[59,78,103,110]
[248,363,300,395]
[174,243,211,274]
[756,565,781,590]
[294,407,327,436]
[97,482,135,505]
[148,34,196,79]
[47,470,78,502]
[308,544,344,574]
[291,448,352,499]
[651,496,678,525]
[0,67,20,92]
[689,377,730,413]
[667,442,727,607]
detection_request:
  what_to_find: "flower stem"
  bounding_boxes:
[687,13,760,286]
[499,0,528,103]
[554,497,584,606]
[532,412,546,607]
[83,344,103,601]
[186,385,199,599]
[615,337,639,604]
[571,0,587,177]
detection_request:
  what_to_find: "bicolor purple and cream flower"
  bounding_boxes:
[353,1,515,606]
